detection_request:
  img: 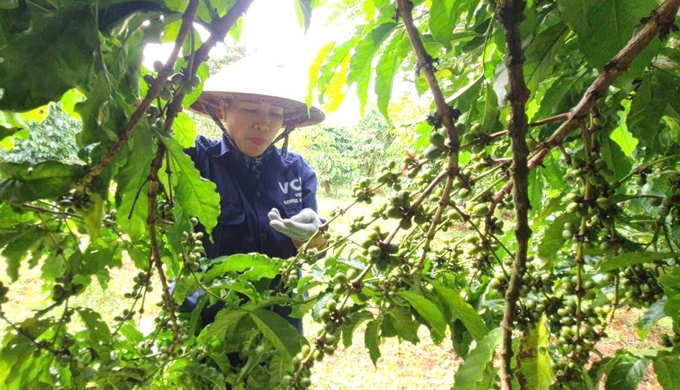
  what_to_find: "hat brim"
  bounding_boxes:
[190,91,325,128]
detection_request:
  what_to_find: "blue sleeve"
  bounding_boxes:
[184,135,212,164]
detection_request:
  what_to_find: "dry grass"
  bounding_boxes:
[309,323,461,389]
[0,256,162,336]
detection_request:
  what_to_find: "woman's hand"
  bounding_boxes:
[268,208,326,249]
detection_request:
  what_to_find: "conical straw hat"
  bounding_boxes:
[191,54,325,128]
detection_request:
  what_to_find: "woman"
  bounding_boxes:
[179,59,327,332]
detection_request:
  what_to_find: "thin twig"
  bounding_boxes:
[396,0,460,156]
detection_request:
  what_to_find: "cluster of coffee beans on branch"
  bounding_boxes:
[376,160,402,191]
[351,178,376,204]
[278,258,302,291]
[385,190,428,229]
[287,296,350,389]
[180,222,206,275]
[51,275,85,303]
[144,62,201,127]
[57,188,96,213]
[620,265,664,307]
[123,271,153,301]
[360,226,400,271]
[155,198,175,223]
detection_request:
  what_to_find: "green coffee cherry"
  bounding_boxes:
[430,132,445,147]
[423,145,443,160]
[471,203,489,217]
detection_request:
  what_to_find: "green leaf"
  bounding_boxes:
[604,354,650,390]
[41,248,69,281]
[654,353,680,390]
[528,170,544,214]
[481,82,501,133]
[99,1,174,30]
[201,310,247,341]
[82,193,105,239]
[365,318,382,366]
[384,305,419,344]
[0,0,19,10]
[538,212,580,261]
[398,290,446,344]
[452,327,503,390]
[0,160,85,203]
[523,23,569,92]
[115,124,155,241]
[413,120,435,149]
[0,5,98,111]
[537,152,568,193]
[0,333,35,387]
[534,71,590,122]
[610,104,638,157]
[0,125,20,142]
[0,110,28,130]
[316,34,361,105]
[449,317,475,359]
[348,22,396,112]
[118,323,144,345]
[431,281,489,341]
[159,133,219,234]
[555,0,659,83]
[170,276,199,306]
[204,253,280,282]
[249,308,302,359]
[638,296,666,340]
[599,132,632,181]
[295,0,313,32]
[429,0,455,50]
[77,308,113,363]
[0,317,53,387]
[626,77,665,149]
[0,226,45,281]
[79,238,122,287]
[342,310,374,349]
[659,267,680,290]
[600,251,677,272]
[627,70,680,152]
[182,62,209,108]
[361,0,376,21]
[167,358,226,389]
[447,76,484,116]
[517,316,555,390]
[375,32,409,119]
[306,41,335,107]
[659,268,680,325]
[75,72,113,146]
[173,112,197,148]
[305,42,335,106]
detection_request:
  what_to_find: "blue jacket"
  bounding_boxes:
[179,135,318,328]
[186,135,319,259]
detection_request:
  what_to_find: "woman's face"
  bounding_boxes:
[224,99,285,157]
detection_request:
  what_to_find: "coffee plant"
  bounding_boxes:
[1,0,679,389]
[0,104,80,163]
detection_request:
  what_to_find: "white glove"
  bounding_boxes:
[268,208,321,242]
